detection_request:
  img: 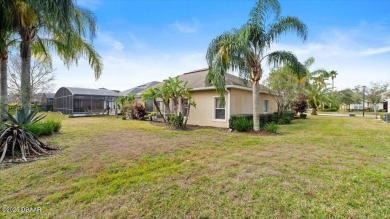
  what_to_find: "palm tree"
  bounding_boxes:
[305,83,329,115]
[116,93,135,115]
[9,0,102,111]
[206,0,307,131]
[329,70,338,90]
[0,2,18,121]
[165,76,188,115]
[141,87,166,123]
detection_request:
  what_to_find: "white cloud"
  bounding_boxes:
[128,34,147,49]
[262,24,390,89]
[52,51,207,92]
[360,46,390,56]
[172,20,199,33]
[97,32,124,51]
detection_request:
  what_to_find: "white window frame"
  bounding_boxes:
[263,99,269,113]
[213,96,226,122]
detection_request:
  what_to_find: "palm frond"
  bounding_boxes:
[267,16,308,43]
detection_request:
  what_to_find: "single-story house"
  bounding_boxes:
[53,87,119,116]
[153,68,277,128]
[40,93,55,111]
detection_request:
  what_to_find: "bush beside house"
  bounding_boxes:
[229,111,295,132]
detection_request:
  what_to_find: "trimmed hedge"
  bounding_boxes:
[229,111,295,131]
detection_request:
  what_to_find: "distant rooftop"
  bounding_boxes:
[119,81,161,97]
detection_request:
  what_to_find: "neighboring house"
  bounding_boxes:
[119,81,160,112]
[153,68,277,128]
[41,93,55,111]
[381,91,390,113]
[53,87,119,116]
[348,101,386,111]
[119,81,160,97]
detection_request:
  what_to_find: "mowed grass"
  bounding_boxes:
[0,114,389,218]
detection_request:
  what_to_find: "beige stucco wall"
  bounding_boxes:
[184,88,278,128]
[185,90,229,128]
[229,88,278,115]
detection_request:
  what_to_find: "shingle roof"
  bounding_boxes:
[65,87,120,96]
[155,68,269,92]
[119,81,160,97]
[176,68,251,89]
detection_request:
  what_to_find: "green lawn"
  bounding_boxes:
[1,114,389,218]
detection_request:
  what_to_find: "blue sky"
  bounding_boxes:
[52,0,390,91]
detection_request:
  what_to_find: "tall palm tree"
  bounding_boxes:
[329,70,338,90]
[206,0,307,131]
[0,1,16,120]
[9,0,102,111]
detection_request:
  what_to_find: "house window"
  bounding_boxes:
[145,99,154,112]
[263,100,268,113]
[214,97,225,120]
[182,99,189,117]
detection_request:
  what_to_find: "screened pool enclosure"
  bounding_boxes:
[53,87,119,116]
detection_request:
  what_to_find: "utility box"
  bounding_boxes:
[384,113,390,123]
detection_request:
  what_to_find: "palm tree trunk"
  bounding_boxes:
[311,107,317,115]
[20,40,32,112]
[253,81,260,131]
[332,78,335,90]
[184,103,191,128]
[0,53,8,121]
[164,101,170,122]
[153,99,166,123]
[173,97,178,115]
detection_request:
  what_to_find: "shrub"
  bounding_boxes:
[24,122,54,136]
[300,113,307,119]
[259,113,278,128]
[169,113,184,129]
[23,120,62,136]
[293,93,308,114]
[265,122,278,133]
[230,113,285,130]
[278,113,292,124]
[133,103,147,119]
[126,100,147,120]
[121,116,126,120]
[232,116,253,132]
[46,120,62,132]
